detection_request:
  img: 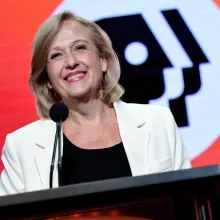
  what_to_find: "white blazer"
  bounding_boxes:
[0,101,191,196]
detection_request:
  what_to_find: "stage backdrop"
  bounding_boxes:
[0,0,220,171]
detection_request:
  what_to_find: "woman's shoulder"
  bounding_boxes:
[2,120,54,155]
[114,100,171,117]
[8,119,54,139]
[114,100,177,133]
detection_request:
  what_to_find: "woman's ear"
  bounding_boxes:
[101,58,108,72]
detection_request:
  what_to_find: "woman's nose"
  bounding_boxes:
[64,53,78,69]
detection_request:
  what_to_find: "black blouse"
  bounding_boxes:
[59,134,132,186]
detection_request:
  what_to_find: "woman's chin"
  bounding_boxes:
[67,90,92,101]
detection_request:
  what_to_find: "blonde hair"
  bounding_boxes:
[29,11,124,118]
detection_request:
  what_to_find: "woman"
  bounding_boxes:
[0,12,191,196]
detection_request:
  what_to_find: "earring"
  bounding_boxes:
[48,88,54,101]
[47,87,58,101]
[102,71,108,83]
[48,83,52,89]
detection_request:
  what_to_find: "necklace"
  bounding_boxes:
[72,110,114,144]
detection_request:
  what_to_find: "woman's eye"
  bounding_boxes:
[75,45,87,50]
[51,53,62,59]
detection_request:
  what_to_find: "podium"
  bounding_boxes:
[0,165,220,220]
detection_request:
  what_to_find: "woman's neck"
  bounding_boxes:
[64,98,112,126]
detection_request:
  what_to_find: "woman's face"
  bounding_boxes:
[46,20,107,101]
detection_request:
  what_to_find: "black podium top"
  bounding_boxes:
[1,165,220,219]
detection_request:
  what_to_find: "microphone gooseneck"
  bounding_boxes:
[49,102,69,188]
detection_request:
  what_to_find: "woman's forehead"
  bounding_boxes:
[53,20,92,44]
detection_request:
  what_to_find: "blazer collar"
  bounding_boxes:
[35,119,56,149]
[113,101,150,176]
[113,100,146,128]
[34,119,59,188]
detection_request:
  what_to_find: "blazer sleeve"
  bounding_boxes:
[165,108,192,170]
[0,133,24,196]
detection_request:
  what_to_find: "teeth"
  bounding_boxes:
[67,73,84,80]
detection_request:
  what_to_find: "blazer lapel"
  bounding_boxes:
[34,120,60,189]
[114,101,150,176]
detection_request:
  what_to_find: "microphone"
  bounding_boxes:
[49,102,69,188]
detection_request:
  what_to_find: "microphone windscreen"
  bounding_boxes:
[49,102,69,122]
